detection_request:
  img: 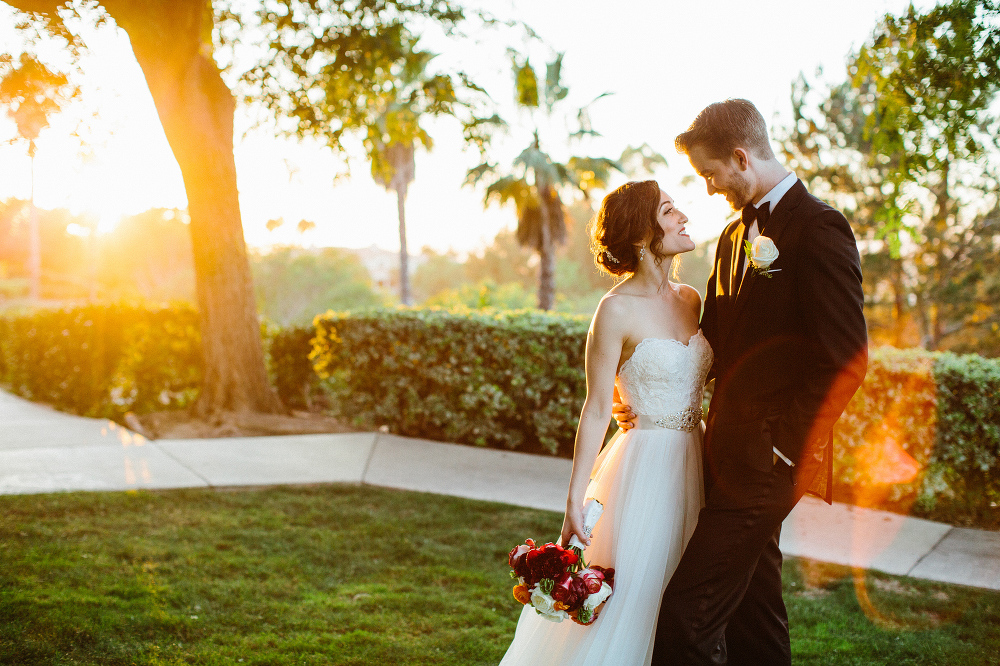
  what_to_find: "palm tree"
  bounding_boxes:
[466,52,658,310]
[365,48,501,306]
[246,22,499,307]
[366,57,432,307]
[0,54,77,301]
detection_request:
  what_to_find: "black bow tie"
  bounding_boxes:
[741,201,770,232]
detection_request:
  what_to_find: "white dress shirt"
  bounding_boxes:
[745,171,797,244]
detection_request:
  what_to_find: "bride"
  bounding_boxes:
[499,180,712,665]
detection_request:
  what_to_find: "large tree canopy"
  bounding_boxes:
[780,0,1000,352]
[233,0,502,306]
[4,0,494,415]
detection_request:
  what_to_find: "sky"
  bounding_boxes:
[0,0,923,256]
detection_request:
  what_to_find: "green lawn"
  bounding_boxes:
[1,485,997,665]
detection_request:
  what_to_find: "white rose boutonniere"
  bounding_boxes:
[743,236,780,278]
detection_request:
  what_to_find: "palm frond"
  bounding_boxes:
[515,144,559,186]
[567,156,623,196]
[515,187,567,250]
[544,53,569,111]
[464,161,497,187]
[619,143,668,176]
[484,175,534,211]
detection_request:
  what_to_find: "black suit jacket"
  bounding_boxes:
[700,180,868,503]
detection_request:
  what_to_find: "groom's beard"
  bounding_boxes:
[723,173,754,211]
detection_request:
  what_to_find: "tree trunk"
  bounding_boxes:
[7,0,284,415]
[105,2,283,416]
[925,160,951,352]
[28,147,40,302]
[537,183,555,311]
[890,257,906,346]
[396,182,411,306]
[914,292,934,350]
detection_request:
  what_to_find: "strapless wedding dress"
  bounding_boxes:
[499,330,713,666]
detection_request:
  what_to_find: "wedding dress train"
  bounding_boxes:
[499,330,713,666]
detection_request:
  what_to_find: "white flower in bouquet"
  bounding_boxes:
[530,587,570,622]
[583,582,613,611]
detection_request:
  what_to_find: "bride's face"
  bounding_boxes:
[653,190,696,255]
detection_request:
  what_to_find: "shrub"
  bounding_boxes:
[1,304,998,528]
[311,307,589,455]
[0,304,201,419]
[832,348,937,509]
[928,352,1000,526]
[268,325,321,410]
[309,310,1000,527]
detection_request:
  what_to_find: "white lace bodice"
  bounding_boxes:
[616,330,713,417]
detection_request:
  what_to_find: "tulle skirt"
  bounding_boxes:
[498,426,704,666]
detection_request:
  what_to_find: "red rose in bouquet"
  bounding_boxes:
[508,540,534,580]
[525,542,578,586]
[505,520,613,626]
[551,572,589,611]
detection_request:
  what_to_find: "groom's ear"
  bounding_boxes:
[733,148,751,171]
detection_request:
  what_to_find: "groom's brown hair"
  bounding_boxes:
[675,98,775,161]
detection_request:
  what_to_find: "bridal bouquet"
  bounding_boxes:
[507,500,614,625]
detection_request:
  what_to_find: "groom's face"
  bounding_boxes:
[687,144,753,211]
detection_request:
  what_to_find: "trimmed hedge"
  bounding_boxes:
[311,308,589,455]
[930,352,1000,526]
[269,325,322,410]
[0,305,201,419]
[310,308,1000,528]
[832,348,938,507]
[1,305,997,527]
[831,348,999,527]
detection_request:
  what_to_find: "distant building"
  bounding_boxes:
[346,244,426,291]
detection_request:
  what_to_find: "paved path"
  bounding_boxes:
[1,389,997,591]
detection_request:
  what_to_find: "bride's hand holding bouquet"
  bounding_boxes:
[506,499,614,625]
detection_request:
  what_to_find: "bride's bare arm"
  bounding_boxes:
[560,298,624,548]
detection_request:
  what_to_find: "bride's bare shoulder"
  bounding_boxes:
[591,289,642,332]
[676,283,704,311]
[597,286,646,315]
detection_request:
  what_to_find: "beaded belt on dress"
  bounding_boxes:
[633,407,704,432]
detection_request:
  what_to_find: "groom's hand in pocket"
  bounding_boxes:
[612,386,636,431]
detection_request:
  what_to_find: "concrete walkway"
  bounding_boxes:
[1,389,997,592]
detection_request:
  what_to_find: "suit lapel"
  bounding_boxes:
[712,221,744,353]
[726,180,807,344]
[728,223,746,303]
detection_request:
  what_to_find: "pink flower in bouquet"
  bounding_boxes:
[551,572,589,611]
[525,543,576,584]
[579,568,606,594]
[508,540,533,579]
[591,565,615,589]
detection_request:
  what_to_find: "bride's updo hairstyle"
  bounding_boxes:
[591,180,668,277]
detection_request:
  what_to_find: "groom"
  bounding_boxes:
[615,99,868,664]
